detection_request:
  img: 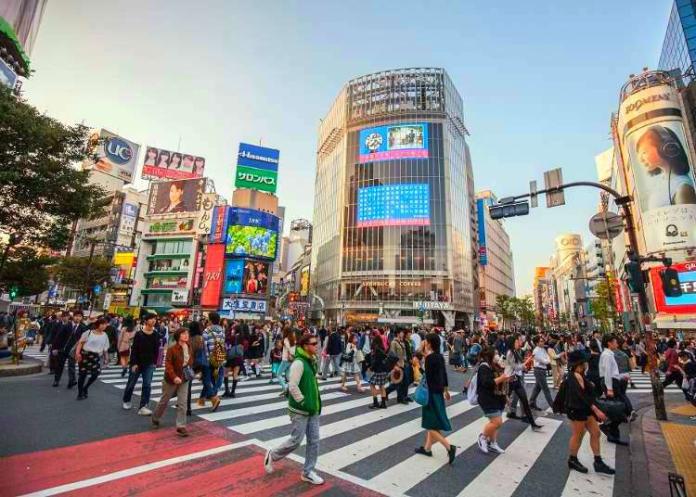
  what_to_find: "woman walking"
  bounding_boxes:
[278,326,296,396]
[505,335,541,429]
[340,333,364,393]
[152,327,193,437]
[368,336,389,409]
[75,317,111,400]
[564,351,615,475]
[477,347,512,454]
[223,324,244,398]
[415,333,457,464]
[117,316,135,378]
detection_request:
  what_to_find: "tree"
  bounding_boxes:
[0,86,106,279]
[516,295,536,329]
[54,256,113,299]
[0,247,55,298]
[590,279,618,333]
[495,294,515,330]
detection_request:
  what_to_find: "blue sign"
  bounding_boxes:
[93,284,102,295]
[122,202,138,219]
[224,259,245,294]
[665,270,696,306]
[477,198,488,266]
[105,137,135,165]
[357,183,430,228]
[237,143,280,172]
[0,58,17,89]
[228,207,280,232]
[359,123,429,163]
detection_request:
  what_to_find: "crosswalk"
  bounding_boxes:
[26,345,675,496]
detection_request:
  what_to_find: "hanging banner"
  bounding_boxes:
[201,244,225,307]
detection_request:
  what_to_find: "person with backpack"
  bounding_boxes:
[321,327,343,380]
[415,333,457,464]
[122,311,160,415]
[200,312,225,411]
[222,323,244,398]
[475,347,512,454]
[270,339,283,383]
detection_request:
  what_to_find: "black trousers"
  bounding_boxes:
[54,351,76,385]
[603,378,629,439]
[509,377,535,423]
[386,365,412,401]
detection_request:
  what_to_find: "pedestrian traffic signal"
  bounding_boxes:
[660,267,682,297]
[8,286,17,299]
[625,260,644,293]
[489,201,530,220]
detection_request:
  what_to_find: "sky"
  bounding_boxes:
[23,0,672,295]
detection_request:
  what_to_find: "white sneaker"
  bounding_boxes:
[488,441,506,454]
[122,402,132,410]
[301,471,325,485]
[137,407,152,416]
[477,434,489,454]
[263,449,274,474]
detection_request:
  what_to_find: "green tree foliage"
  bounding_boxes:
[0,86,106,274]
[495,294,536,330]
[590,278,618,333]
[54,256,113,296]
[0,247,54,297]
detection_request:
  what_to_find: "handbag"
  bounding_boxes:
[183,365,195,382]
[414,376,429,406]
[595,397,628,423]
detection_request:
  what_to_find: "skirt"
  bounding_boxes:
[422,391,452,431]
[79,351,102,376]
[342,361,360,375]
[369,371,389,387]
[225,356,244,368]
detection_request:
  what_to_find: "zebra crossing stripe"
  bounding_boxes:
[560,428,616,496]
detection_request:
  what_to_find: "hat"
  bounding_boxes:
[567,350,588,368]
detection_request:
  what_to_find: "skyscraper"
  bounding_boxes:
[311,68,477,329]
[658,0,696,81]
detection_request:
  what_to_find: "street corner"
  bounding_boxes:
[0,419,383,497]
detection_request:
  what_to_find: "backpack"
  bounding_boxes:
[210,336,226,368]
[467,363,485,406]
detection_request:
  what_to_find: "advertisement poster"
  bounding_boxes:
[209,205,229,243]
[359,123,428,163]
[225,208,279,259]
[650,262,696,314]
[243,261,269,295]
[201,244,225,307]
[357,183,430,227]
[477,198,488,265]
[235,142,280,194]
[142,146,206,181]
[148,178,204,215]
[619,84,696,254]
[87,129,140,183]
[224,259,244,294]
[300,266,310,296]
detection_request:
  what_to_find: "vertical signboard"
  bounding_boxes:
[235,143,280,194]
[477,198,488,265]
[200,244,225,307]
[209,205,229,243]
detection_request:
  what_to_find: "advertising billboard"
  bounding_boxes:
[147,178,204,215]
[209,205,229,243]
[142,146,206,181]
[650,262,696,314]
[224,259,244,294]
[243,261,269,295]
[145,218,197,237]
[86,129,140,183]
[477,198,488,266]
[359,123,428,163]
[201,244,225,307]
[225,208,279,259]
[300,266,310,296]
[357,183,430,228]
[235,143,280,194]
[618,83,696,254]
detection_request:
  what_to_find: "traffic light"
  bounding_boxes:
[661,267,682,297]
[8,286,18,299]
[625,260,644,293]
[489,201,530,220]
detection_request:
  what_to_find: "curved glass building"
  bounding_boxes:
[311,68,478,329]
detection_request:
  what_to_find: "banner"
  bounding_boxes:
[477,198,487,265]
[209,205,229,243]
[147,178,204,215]
[142,146,205,181]
[201,244,225,307]
[235,143,280,194]
[87,129,140,183]
[300,266,310,296]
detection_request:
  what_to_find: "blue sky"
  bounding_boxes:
[24,0,671,294]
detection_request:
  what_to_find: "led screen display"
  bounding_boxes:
[224,259,244,294]
[226,226,278,259]
[359,123,428,163]
[357,183,430,228]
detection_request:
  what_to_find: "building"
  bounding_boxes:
[532,266,554,327]
[476,190,515,330]
[548,234,592,331]
[658,0,696,81]
[311,67,477,329]
[0,0,47,89]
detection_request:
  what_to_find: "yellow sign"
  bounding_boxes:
[300,266,310,297]
[114,252,135,266]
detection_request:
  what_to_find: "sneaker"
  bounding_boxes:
[414,446,433,457]
[263,449,274,474]
[137,407,152,416]
[122,402,132,410]
[477,434,489,454]
[488,441,505,454]
[629,410,637,422]
[301,471,325,485]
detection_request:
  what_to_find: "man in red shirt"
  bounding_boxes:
[662,339,683,389]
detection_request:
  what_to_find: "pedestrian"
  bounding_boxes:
[270,339,283,383]
[586,341,603,398]
[117,316,135,378]
[263,333,325,485]
[476,347,512,454]
[321,327,343,380]
[415,332,457,464]
[53,310,87,389]
[223,323,244,398]
[674,351,696,405]
[562,351,615,475]
[201,312,225,411]
[529,336,554,411]
[340,333,364,393]
[151,327,193,437]
[74,317,110,400]
[598,334,629,445]
[277,325,296,396]
[504,334,541,429]
[368,335,390,409]
[122,311,159,416]
[662,339,683,389]
[385,329,410,403]
[48,312,71,381]
[359,329,372,382]
[187,320,204,413]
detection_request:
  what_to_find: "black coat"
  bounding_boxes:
[50,322,74,351]
[326,332,343,355]
[63,323,88,354]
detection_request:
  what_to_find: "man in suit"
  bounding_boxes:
[47,311,70,374]
[53,311,87,388]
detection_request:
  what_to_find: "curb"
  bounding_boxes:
[0,357,43,377]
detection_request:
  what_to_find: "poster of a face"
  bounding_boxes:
[142,146,206,180]
[243,261,269,295]
[148,178,203,215]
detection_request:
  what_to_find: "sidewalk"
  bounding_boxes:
[630,397,696,497]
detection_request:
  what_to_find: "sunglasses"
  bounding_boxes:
[308,341,318,346]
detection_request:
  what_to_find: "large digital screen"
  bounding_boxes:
[243,261,269,295]
[651,262,696,313]
[224,259,244,294]
[357,183,430,228]
[359,123,428,163]
[225,208,279,259]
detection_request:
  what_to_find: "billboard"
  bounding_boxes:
[243,261,269,295]
[650,262,696,314]
[477,198,488,266]
[147,178,204,215]
[209,205,229,243]
[142,146,206,181]
[224,259,244,294]
[145,218,197,237]
[225,208,279,259]
[86,129,140,183]
[235,143,279,194]
[0,58,17,89]
[201,244,225,307]
[300,266,310,296]
[357,183,430,228]
[359,123,428,163]
[618,83,696,254]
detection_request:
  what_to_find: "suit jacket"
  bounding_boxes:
[50,322,74,351]
[63,323,88,354]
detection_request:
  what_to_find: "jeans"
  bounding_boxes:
[270,413,320,475]
[321,354,342,379]
[202,364,223,399]
[361,353,371,381]
[153,380,189,428]
[54,351,76,385]
[122,364,156,408]
[277,360,291,391]
[530,367,554,408]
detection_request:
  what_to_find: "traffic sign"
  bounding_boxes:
[589,211,624,240]
[543,168,565,207]
[93,284,102,295]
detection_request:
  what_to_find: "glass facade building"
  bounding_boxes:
[312,68,478,328]
[659,0,696,80]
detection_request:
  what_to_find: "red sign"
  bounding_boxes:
[650,262,696,314]
[612,279,624,313]
[201,244,225,307]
